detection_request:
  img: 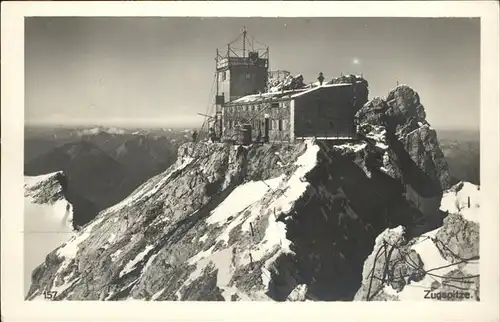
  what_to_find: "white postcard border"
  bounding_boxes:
[1,1,498,322]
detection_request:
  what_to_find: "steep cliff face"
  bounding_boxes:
[356,85,450,237]
[355,181,480,301]
[24,172,75,296]
[27,84,453,302]
[357,85,449,190]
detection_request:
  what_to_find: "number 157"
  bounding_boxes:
[43,291,58,300]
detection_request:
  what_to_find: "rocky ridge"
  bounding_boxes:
[24,171,69,205]
[26,83,462,301]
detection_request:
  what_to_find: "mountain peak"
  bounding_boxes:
[25,84,471,302]
[24,171,67,204]
[78,126,126,136]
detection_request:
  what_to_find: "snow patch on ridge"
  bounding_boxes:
[24,171,63,190]
[57,216,104,261]
[45,215,106,294]
[270,140,320,216]
[440,182,480,223]
[24,173,75,297]
[120,245,155,277]
[206,177,282,226]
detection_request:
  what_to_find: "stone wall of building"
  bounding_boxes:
[217,63,269,104]
[222,99,292,143]
[294,85,357,138]
[229,65,269,101]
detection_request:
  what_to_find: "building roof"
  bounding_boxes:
[289,83,352,98]
[225,89,305,105]
[225,83,353,106]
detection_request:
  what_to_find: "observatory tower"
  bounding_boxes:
[215,27,269,104]
[213,28,269,138]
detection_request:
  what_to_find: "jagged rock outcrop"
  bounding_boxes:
[24,171,69,205]
[26,83,452,302]
[330,74,369,112]
[268,74,306,92]
[355,181,480,301]
[356,85,450,233]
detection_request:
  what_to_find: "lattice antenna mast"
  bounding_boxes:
[243,26,247,57]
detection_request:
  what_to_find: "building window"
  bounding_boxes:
[278,119,283,131]
[271,102,279,108]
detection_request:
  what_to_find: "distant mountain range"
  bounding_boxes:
[437,130,480,185]
[24,125,479,229]
[24,126,193,228]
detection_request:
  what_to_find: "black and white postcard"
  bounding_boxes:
[1,1,499,322]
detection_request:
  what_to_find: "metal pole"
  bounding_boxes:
[267,47,270,69]
[215,49,219,96]
[243,26,247,57]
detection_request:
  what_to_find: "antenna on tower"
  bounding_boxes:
[243,26,247,57]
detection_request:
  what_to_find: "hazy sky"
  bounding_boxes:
[25,17,480,130]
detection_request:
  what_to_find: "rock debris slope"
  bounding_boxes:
[27,84,468,301]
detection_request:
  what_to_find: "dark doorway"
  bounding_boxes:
[264,118,270,142]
